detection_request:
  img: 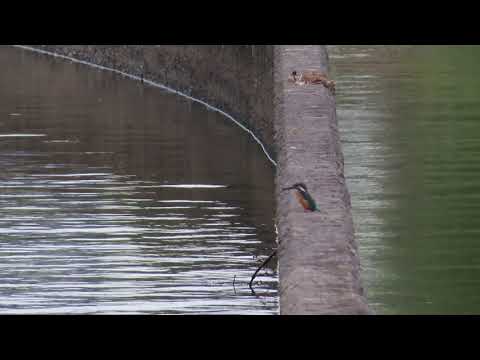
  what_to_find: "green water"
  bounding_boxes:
[330,45,480,314]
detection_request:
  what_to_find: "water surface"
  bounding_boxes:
[330,45,480,314]
[0,46,277,314]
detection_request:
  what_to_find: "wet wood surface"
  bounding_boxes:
[273,45,370,314]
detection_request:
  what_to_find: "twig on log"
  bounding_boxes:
[249,249,277,292]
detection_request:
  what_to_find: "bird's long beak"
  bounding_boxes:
[281,186,295,192]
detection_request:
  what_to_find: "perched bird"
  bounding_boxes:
[282,182,318,212]
[288,70,306,85]
[288,70,302,84]
[287,70,336,93]
[301,70,328,83]
[302,70,336,91]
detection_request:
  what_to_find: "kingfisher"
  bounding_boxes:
[282,183,318,212]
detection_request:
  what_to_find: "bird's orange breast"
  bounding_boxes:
[295,190,311,210]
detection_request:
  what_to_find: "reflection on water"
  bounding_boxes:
[331,45,480,314]
[0,46,277,314]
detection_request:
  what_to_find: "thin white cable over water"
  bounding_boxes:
[13,45,277,168]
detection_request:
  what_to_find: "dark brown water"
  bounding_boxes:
[0,46,277,314]
[331,45,480,314]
